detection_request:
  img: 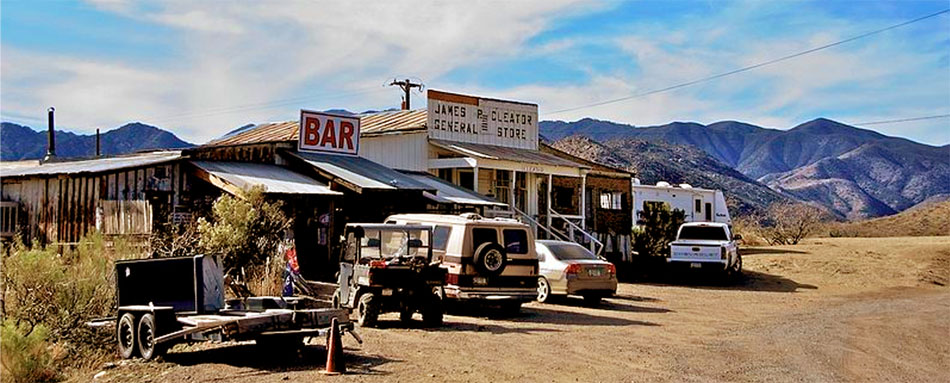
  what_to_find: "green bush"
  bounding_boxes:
[632,203,685,258]
[0,320,61,383]
[197,186,291,294]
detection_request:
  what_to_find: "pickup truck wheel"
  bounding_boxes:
[357,293,379,328]
[537,277,552,303]
[117,313,137,359]
[137,313,167,361]
[730,255,743,279]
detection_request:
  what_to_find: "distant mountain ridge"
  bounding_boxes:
[541,118,949,219]
[0,122,193,161]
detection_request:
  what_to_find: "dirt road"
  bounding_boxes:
[90,236,949,383]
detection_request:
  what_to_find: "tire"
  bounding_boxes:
[422,295,444,327]
[536,277,552,303]
[473,242,507,276]
[728,254,743,281]
[357,292,379,328]
[137,313,167,361]
[117,313,137,359]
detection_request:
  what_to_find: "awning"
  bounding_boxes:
[190,161,341,196]
[287,151,434,193]
[430,139,586,169]
[399,171,507,207]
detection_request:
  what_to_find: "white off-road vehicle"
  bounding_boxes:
[668,222,742,277]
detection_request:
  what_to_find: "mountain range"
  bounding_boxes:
[541,118,949,219]
[0,122,193,161]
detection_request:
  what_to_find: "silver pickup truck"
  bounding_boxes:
[668,222,742,276]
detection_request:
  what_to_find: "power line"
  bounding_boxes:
[546,8,950,116]
[853,113,950,126]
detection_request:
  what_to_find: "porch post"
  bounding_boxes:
[580,172,587,230]
[509,170,516,211]
[546,173,552,237]
[473,166,479,195]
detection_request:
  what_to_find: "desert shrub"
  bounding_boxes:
[731,215,768,246]
[0,232,124,381]
[761,201,828,245]
[149,218,202,258]
[197,186,291,295]
[0,320,61,383]
[632,203,685,257]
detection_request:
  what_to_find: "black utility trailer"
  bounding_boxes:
[99,255,357,360]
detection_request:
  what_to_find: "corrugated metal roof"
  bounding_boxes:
[360,109,427,136]
[288,151,434,192]
[204,121,298,147]
[203,110,427,147]
[190,161,341,195]
[430,140,587,169]
[399,171,507,207]
[0,151,183,178]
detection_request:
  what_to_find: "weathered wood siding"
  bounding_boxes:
[0,162,184,244]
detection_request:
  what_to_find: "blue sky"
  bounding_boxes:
[2,0,948,145]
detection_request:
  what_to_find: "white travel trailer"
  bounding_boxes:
[632,180,731,225]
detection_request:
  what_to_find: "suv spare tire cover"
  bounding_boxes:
[473,242,508,276]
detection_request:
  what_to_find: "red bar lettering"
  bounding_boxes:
[321,119,337,148]
[303,117,320,146]
[339,121,355,151]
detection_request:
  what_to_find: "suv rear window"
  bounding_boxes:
[471,228,498,252]
[503,229,529,254]
[678,226,728,241]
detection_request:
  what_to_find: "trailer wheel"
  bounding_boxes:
[137,313,167,360]
[117,313,137,359]
[399,305,414,323]
[357,293,379,327]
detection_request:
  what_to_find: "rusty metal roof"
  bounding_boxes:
[204,121,298,147]
[360,109,427,136]
[204,109,427,147]
[0,151,183,178]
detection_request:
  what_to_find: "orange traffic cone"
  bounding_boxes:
[321,317,346,375]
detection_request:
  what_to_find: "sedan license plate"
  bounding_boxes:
[381,288,394,296]
[588,268,604,277]
[690,263,702,269]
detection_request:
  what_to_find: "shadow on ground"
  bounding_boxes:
[741,247,810,255]
[545,296,673,314]
[368,317,563,335]
[162,342,398,376]
[636,269,818,293]
[504,305,660,327]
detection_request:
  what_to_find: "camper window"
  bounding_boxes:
[695,199,702,213]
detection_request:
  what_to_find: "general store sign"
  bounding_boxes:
[427,90,538,150]
[298,110,360,155]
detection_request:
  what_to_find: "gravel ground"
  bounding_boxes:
[86,236,950,383]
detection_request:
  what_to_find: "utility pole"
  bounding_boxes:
[389,78,423,110]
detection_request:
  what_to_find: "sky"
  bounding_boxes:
[1,0,948,145]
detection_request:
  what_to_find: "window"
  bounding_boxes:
[471,228,498,252]
[438,169,453,183]
[503,229,529,254]
[678,226,728,241]
[545,242,598,261]
[695,199,702,213]
[600,192,623,210]
[494,170,511,204]
[554,186,574,209]
[432,226,452,251]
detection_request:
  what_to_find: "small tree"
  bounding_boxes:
[762,201,825,245]
[632,203,686,258]
[197,186,291,286]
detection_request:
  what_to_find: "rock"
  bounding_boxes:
[102,362,117,370]
[94,371,107,380]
